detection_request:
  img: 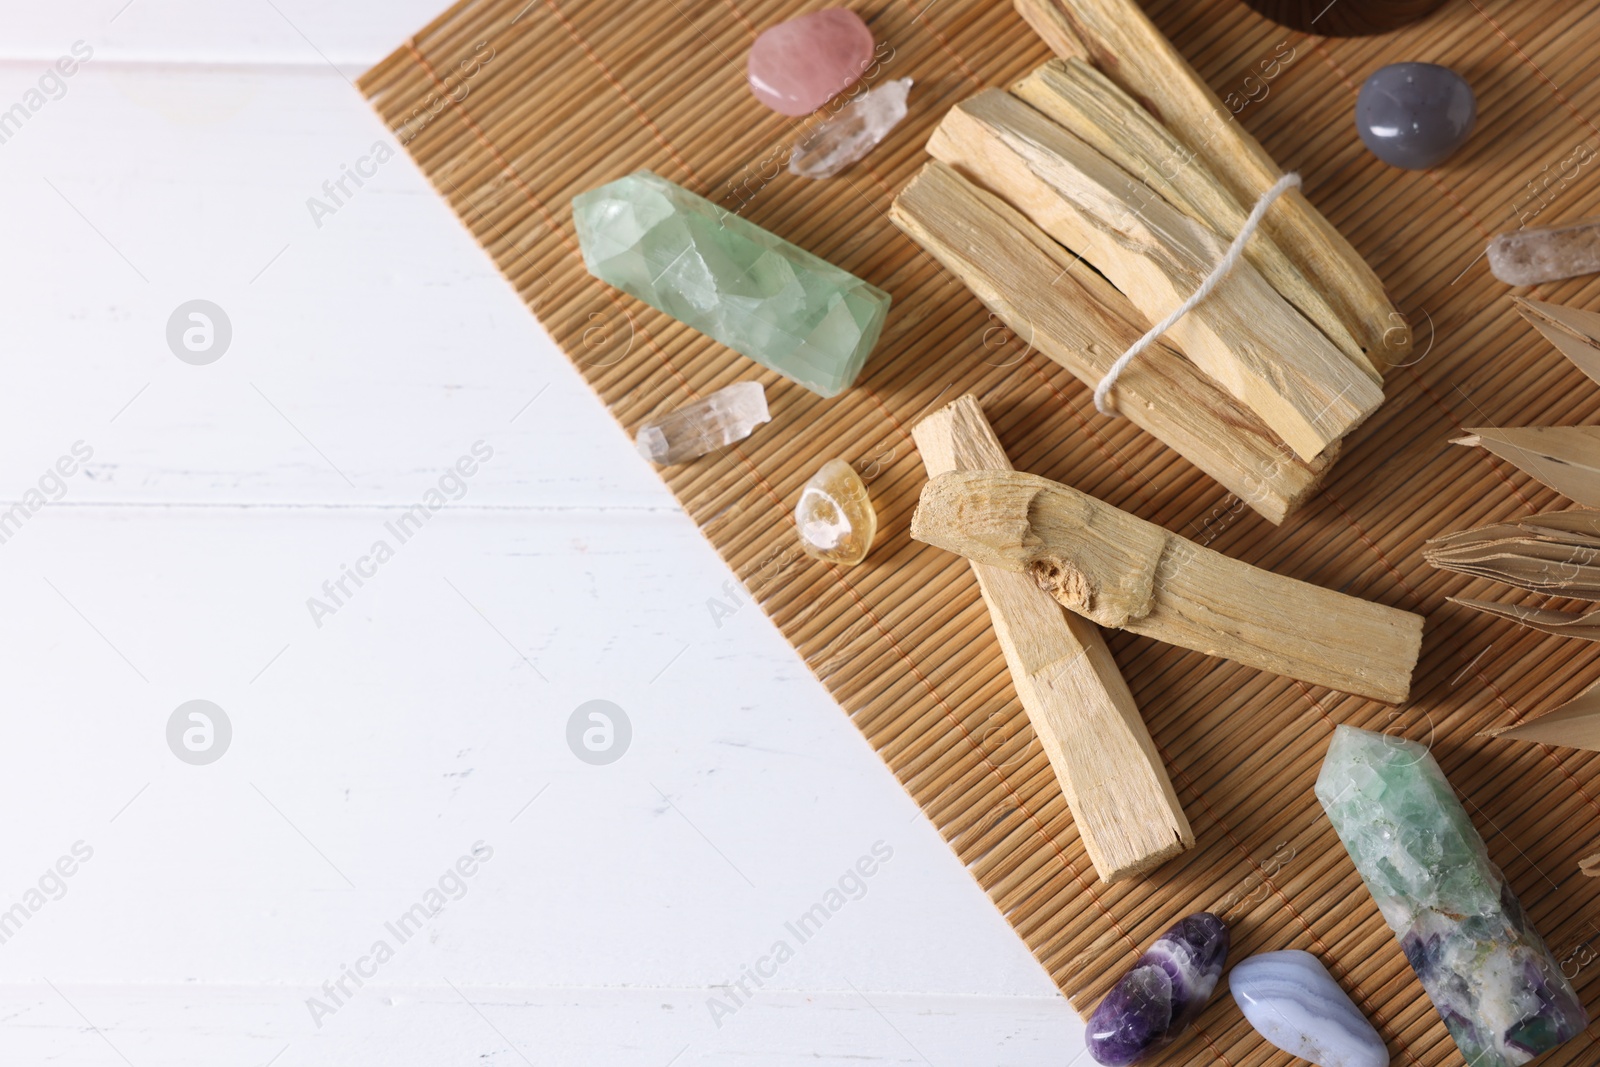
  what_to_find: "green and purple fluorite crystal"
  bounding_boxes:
[1315,725,1587,1067]
[572,170,890,399]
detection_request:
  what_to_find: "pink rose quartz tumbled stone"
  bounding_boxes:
[747,8,875,117]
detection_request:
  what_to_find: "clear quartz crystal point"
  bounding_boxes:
[572,170,891,398]
[789,78,913,180]
[1489,217,1600,286]
[1315,725,1587,1066]
[635,381,770,465]
[794,458,875,565]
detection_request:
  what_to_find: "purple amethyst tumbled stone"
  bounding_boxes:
[1086,913,1229,1066]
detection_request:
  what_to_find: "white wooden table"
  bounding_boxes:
[0,2,1083,1062]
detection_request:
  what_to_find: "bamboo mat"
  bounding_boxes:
[360,1,1600,1062]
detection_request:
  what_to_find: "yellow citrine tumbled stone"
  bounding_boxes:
[794,459,876,566]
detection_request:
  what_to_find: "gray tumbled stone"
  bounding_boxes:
[1356,62,1476,170]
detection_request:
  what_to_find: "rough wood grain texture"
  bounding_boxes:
[890,162,1332,524]
[1011,0,1409,371]
[913,394,1192,882]
[358,0,1600,1060]
[1013,59,1376,382]
[927,89,1382,461]
[1454,427,1600,507]
[912,469,1423,702]
[1484,682,1600,750]
[1517,296,1600,387]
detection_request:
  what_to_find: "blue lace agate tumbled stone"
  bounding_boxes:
[1231,949,1387,1067]
[1085,913,1229,1066]
[1356,62,1476,170]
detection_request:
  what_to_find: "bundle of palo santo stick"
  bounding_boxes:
[888,0,1409,524]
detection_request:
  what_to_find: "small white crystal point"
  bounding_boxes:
[635,426,670,463]
[1489,217,1600,286]
[635,381,771,465]
[789,78,912,180]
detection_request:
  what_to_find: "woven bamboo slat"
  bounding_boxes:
[360,1,1600,1063]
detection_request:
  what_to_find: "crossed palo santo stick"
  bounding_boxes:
[911,463,1423,705]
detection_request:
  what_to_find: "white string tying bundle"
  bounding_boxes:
[1093,171,1303,416]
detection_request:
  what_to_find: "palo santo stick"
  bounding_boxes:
[1453,427,1600,507]
[911,469,1423,703]
[889,160,1334,524]
[914,394,1192,882]
[927,90,1382,461]
[1011,0,1408,370]
[1483,682,1600,751]
[1013,59,1376,383]
[1516,296,1600,387]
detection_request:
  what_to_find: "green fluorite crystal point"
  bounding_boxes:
[572,170,890,398]
[1315,725,1587,1067]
